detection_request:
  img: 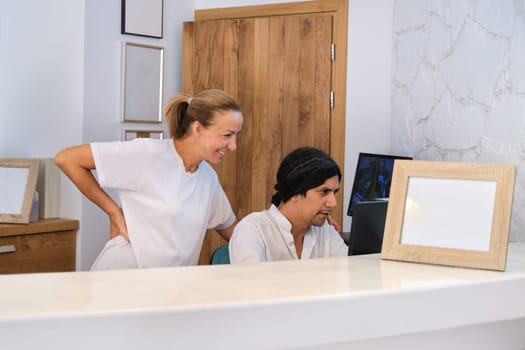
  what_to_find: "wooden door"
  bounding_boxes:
[183,11,343,264]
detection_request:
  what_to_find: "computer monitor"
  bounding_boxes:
[347,152,412,216]
[347,200,388,255]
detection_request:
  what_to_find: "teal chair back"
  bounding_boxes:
[210,244,230,265]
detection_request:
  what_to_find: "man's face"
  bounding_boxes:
[297,175,340,227]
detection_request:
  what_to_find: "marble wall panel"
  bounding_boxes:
[392,0,525,241]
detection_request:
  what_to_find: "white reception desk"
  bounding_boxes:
[1,243,525,349]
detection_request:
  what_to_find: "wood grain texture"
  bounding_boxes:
[183,3,347,264]
[195,2,348,217]
[0,219,78,274]
[195,0,346,20]
[0,218,79,236]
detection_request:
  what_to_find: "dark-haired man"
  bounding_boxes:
[229,147,348,263]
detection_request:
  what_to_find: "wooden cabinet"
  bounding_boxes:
[0,218,78,274]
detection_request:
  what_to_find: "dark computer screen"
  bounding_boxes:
[347,152,412,216]
[347,200,389,255]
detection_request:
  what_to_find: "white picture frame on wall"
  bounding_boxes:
[121,0,163,39]
[121,42,164,123]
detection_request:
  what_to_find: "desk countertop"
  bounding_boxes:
[1,243,525,349]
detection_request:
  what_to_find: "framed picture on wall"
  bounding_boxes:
[121,0,163,38]
[123,129,164,141]
[121,42,164,123]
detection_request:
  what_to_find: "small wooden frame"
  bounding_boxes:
[0,159,40,224]
[123,129,164,141]
[381,160,516,271]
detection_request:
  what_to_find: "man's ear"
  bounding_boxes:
[290,193,303,203]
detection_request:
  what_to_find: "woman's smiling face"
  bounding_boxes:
[197,109,243,165]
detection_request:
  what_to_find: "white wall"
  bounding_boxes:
[344,0,395,230]
[0,1,84,160]
[80,0,126,270]
[0,0,85,245]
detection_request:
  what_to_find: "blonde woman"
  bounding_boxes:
[55,89,243,270]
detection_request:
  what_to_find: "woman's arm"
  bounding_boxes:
[215,219,237,241]
[54,144,128,241]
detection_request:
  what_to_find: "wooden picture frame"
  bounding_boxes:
[123,129,164,141]
[121,42,164,123]
[0,159,40,224]
[381,160,516,271]
[121,0,163,38]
